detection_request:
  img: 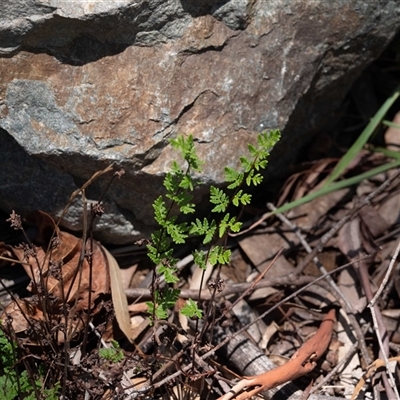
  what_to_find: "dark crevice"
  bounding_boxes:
[1,2,186,65]
[173,89,220,125]
[179,0,230,17]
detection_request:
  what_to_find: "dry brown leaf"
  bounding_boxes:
[337,219,362,258]
[1,211,111,344]
[359,205,390,239]
[8,211,109,309]
[379,191,400,227]
[381,308,400,318]
[103,245,133,343]
[337,268,366,313]
[238,232,294,276]
[2,299,44,333]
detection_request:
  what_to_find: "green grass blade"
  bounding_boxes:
[325,85,400,186]
[382,120,400,129]
[272,160,400,215]
[370,146,400,160]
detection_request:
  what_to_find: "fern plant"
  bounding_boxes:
[147,131,280,322]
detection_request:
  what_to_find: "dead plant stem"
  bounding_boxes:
[369,237,400,307]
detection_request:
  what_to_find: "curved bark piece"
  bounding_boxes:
[219,308,336,400]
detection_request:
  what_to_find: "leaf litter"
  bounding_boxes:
[2,129,400,399]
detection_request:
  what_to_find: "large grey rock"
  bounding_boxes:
[0,0,399,244]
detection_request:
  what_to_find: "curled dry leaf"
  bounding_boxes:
[218,309,336,400]
[0,211,110,343]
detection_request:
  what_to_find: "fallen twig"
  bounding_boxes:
[125,273,316,301]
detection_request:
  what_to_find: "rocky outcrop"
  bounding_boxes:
[0,0,399,243]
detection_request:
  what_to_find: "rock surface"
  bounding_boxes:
[0,0,399,243]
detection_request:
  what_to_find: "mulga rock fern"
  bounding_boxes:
[146,130,281,323]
